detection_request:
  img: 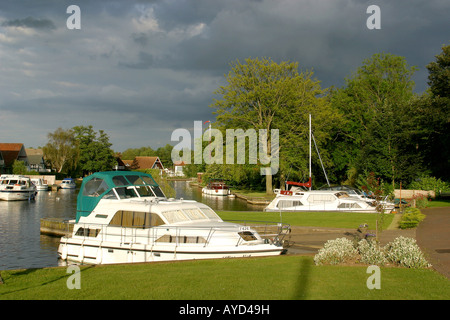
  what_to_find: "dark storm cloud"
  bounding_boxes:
[2,16,56,30]
[0,0,448,151]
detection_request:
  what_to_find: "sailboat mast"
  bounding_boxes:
[309,114,312,191]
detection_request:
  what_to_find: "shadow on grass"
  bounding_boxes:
[292,256,313,300]
[0,265,94,297]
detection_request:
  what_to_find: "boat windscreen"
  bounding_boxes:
[82,178,109,197]
[126,175,146,186]
[135,185,153,197]
[115,186,139,199]
[141,176,157,186]
[112,175,129,186]
[151,186,165,197]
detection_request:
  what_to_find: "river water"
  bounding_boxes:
[0,181,265,270]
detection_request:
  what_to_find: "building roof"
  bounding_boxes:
[134,156,164,170]
[0,143,26,167]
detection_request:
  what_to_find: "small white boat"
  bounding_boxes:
[319,185,395,212]
[32,178,49,191]
[202,179,231,196]
[60,178,76,189]
[58,171,288,265]
[265,185,379,212]
[0,175,37,201]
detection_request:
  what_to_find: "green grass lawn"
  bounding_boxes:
[217,211,394,230]
[1,255,448,300]
[427,199,450,207]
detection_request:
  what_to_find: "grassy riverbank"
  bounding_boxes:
[217,211,394,230]
[1,255,448,300]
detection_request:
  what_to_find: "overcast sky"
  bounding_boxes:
[0,0,448,152]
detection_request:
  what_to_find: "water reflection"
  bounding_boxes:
[0,188,77,270]
[0,180,264,270]
[172,180,265,211]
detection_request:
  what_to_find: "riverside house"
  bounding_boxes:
[0,143,29,173]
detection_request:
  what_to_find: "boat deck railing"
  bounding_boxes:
[64,220,291,248]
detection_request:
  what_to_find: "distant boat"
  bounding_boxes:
[202,179,231,196]
[32,178,49,191]
[265,188,379,212]
[0,175,37,201]
[60,178,76,189]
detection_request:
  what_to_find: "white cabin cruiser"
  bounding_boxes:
[266,183,379,213]
[0,175,37,201]
[32,178,49,191]
[202,179,231,196]
[319,185,395,212]
[60,178,76,189]
[58,171,288,265]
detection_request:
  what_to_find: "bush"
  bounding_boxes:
[383,236,431,268]
[398,207,426,229]
[314,237,359,265]
[409,175,450,198]
[314,236,431,269]
[357,239,387,266]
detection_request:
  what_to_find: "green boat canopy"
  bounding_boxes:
[76,171,162,222]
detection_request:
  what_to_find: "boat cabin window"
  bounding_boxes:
[200,207,221,220]
[83,178,109,197]
[338,202,361,209]
[162,210,189,224]
[135,185,154,197]
[126,175,146,186]
[112,175,129,186]
[103,189,117,199]
[183,208,208,220]
[336,192,350,198]
[161,207,221,224]
[109,210,165,228]
[277,200,303,209]
[141,176,156,185]
[307,194,336,204]
[151,186,165,197]
[115,186,139,199]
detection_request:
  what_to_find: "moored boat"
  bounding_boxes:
[265,182,380,212]
[202,179,231,196]
[32,178,49,191]
[0,175,37,201]
[58,171,289,265]
[60,178,76,189]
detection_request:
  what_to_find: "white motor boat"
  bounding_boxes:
[0,175,37,201]
[60,178,76,189]
[58,171,288,265]
[265,182,379,213]
[32,178,49,191]
[202,179,231,196]
[319,185,395,212]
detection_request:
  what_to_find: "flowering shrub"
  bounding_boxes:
[314,236,431,269]
[313,237,359,265]
[383,236,431,268]
[357,239,387,265]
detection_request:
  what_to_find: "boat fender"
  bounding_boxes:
[61,245,68,260]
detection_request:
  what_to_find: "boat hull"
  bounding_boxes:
[58,238,284,265]
[0,190,36,201]
[202,187,230,196]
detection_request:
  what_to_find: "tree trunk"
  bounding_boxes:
[266,173,273,195]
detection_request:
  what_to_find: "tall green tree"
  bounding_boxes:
[330,53,420,186]
[72,125,115,176]
[43,127,79,173]
[422,44,450,180]
[210,57,338,193]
